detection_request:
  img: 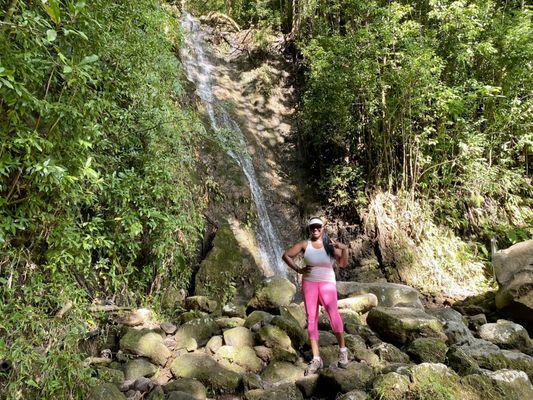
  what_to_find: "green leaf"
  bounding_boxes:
[46,29,57,42]
[80,54,98,65]
[40,0,61,25]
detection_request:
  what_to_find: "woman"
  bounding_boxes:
[282,216,350,375]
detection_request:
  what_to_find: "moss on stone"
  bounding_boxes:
[407,338,448,363]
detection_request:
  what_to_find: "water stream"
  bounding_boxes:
[180,12,286,276]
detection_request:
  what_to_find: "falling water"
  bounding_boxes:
[180,12,285,276]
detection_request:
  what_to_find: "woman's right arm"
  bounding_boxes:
[282,240,306,273]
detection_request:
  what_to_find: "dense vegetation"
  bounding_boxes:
[0,1,204,397]
[189,0,532,248]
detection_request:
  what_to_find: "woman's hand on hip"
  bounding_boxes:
[298,265,312,274]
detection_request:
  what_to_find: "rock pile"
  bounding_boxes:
[88,278,533,400]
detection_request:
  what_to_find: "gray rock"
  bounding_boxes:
[337,293,378,313]
[222,303,247,318]
[295,375,319,398]
[318,362,374,394]
[406,337,447,363]
[244,311,274,332]
[366,307,446,345]
[478,320,532,351]
[260,361,304,384]
[371,342,410,364]
[426,307,475,346]
[215,345,263,373]
[132,376,154,393]
[166,392,197,400]
[467,314,487,331]
[257,324,294,352]
[183,296,218,313]
[279,304,307,329]
[371,372,410,400]
[270,315,307,350]
[336,281,423,308]
[160,322,177,334]
[336,390,369,400]
[205,335,223,354]
[146,385,164,400]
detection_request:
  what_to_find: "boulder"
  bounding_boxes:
[257,324,294,351]
[123,358,158,380]
[163,378,206,399]
[406,338,447,363]
[195,223,263,304]
[223,326,255,347]
[120,328,171,366]
[166,392,197,400]
[371,372,410,400]
[216,316,245,329]
[467,314,487,331]
[146,386,165,400]
[160,322,177,335]
[461,371,533,400]
[88,383,126,400]
[426,307,475,346]
[408,363,466,398]
[215,345,263,373]
[366,307,446,344]
[244,311,274,331]
[337,293,378,313]
[336,281,423,308]
[317,362,374,394]
[477,320,532,352]
[371,342,410,364]
[169,353,241,394]
[493,239,533,319]
[174,317,220,349]
[206,335,223,354]
[260,361,304,384]
[270,315,307,350]
[95,367,124,386]
[280,304,307,329]
[161,286,187,311]
[119,308,152,326]
[336,390,369,400]
[248,276,296,310]
[222,303,247,318]
[244,382,303,400]
[253,345,299,363]
[295,375,319,398]
[183,296,218,313]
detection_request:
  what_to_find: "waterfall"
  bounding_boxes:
[180,12,286,276]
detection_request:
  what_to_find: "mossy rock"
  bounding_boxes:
[123,358,158,380]
[184,296,218,313]
[248,276,296,311]
[244,382,304,400]
[146,385,165,400]
[119,328,171,366]
[366,307,446,345]
[163,377,207,400]
[280,304,307,329]
[215,345,263,373]
[371,372,410,400]
[88,382,126,400]
[260,361,304,384]
[257,324,294,351]
[407,338,448,363]
[317,362,374,394]
[167,392,197,400]
[216,317,245,329]
[174,317,220,349]
[223,326,254,347]
[461,371,533,400]
[336,390,369,400]
[408,363,477,400]
[478,320,532,352]
[169,353,241,394]
[195,223,263,305]
[371,342,410,364]
[270,315,307,350]
[244,311,274,331]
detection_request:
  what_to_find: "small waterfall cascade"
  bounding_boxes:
[180,12,285,276]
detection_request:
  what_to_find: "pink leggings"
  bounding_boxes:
[302,280,344,341]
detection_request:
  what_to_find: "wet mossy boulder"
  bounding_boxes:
[248,276,296,311]
[244,310,274,331]
[257,324,294,351]
[270,314,307,350]
[170,353,241,394]
[119,328,171,366]
[195,223,263,305]
[183,296,218,313]
[279,304,307,329]
[95,367,125,386]
[337,293,378,313]
[407,338,448,363]
[336,390,369,400]
[366,307,446,345]
[371,342,410,364]
[336,282,423,308]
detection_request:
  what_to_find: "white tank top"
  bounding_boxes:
[302,240,336,283]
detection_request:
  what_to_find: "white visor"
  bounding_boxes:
[308,217,324,226]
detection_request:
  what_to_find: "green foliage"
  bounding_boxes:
[0,0,205,398]
[297,0,532,244]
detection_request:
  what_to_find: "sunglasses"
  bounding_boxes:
[309,225,323,231]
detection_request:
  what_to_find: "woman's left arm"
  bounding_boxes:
[331,239,349,268]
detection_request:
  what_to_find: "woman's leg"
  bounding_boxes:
[302,280,320,357]
[317,281,345,347]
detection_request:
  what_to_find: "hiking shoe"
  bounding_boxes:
[304,357,323,376]
[338,348,349,368]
